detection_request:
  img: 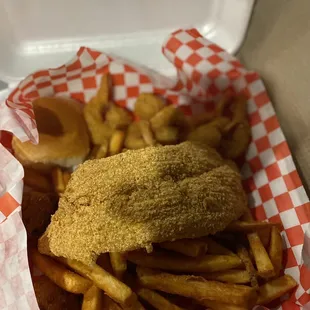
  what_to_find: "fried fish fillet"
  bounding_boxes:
[39,142,247,264]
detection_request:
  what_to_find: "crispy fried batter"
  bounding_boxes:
[33,275,81,310]
[39,142,247,264]
[22,191,58,238]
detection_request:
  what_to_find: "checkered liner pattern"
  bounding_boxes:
[0,28,309,309]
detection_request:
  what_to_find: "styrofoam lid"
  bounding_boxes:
[0,0,254,85]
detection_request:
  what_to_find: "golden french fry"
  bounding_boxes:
[95,141,109,159]
[127,251,243,273]
[83,104,114,145]
[52,167,65,193]
[200,300,248,310]
[269,226,283,277]
[224,95,248,133]
[109,252,127,280]
[92,74,110,108]
[138,120,156,146]
[137,287,183,310]
[60,258,137,307]
[106,105,132,129]
[31,249,91,294]
[63,171,71,188]
[150,105,178,129]
[124,123,147,149]
[215,94,231,116]
[202,237,235,256]
[134,93,164,120]
[102,295,123,310]
[237,246,258,290]
[258,227,271,248]
[159,239,207,257]
[23,168,53,192]
[82,285,102,310]
[187,111,216,128]
[154,126,179,145]
[109,130,126,155]
[201,270,251,284]
[137,267,257,308]
[187,123,222,148]
[257,275,297,305]
[225,220,281,232]
[247,232,275,279]
[220,121,251,159]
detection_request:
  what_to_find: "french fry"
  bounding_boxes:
[187,111,216,128]
[109,252,127,280]
[201,270,251,284]
[60,258,137,307]
[134,93,164,120]
[269,226,283,277]
[82,285,102,310]
[137,287,183,310]
[224,95,247,133]
[63,171,71,188]
[127,251,243,272]
[102,295,123,310]
[225,220,281,232]
[154,126,179,145]
[31,249,91,294]
[247,232,275,279]
[137,267,258,308]
[106,105,132,129]
[236,246,259,290]
[215,94,231,116]
[24,168,53,192]
[52,167,65,193]
[159,239,207,257]
[138,120,156,146]
[199,300,248,310]
[203,237,236,256]
[93,74,110,108]
[96,141,109,159]
[241,210,276,279]
[83,104,114,144]
[109,130,126,155]
[150,105,178,129]
[257,275,297,305]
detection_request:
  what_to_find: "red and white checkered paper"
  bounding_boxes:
[0,28,309,310]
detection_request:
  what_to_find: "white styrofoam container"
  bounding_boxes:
[0,0,254,90]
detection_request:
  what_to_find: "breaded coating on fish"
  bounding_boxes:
[39,142,247,264]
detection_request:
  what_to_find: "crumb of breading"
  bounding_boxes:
[39,142,247,264]
[33,275,81,310]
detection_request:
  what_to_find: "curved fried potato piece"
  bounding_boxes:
[134,93,164,120]
[154,126,179,145]
[31,249,92,294]
[82,285,102,310]
[109,130,126,155]
[224,95,248,132]
[215,94,231,116]
[124,123,147,149]
[91,74,111,109]
[208,117,231,132]
[221,121,251,159]
[84,103,114,145]
[106,105,132,129]
[139,120,156,146]
[150,105,178,129]
[187,124,222,148]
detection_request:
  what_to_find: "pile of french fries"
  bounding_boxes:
[22,74,298,309]
[30,213,297,310]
